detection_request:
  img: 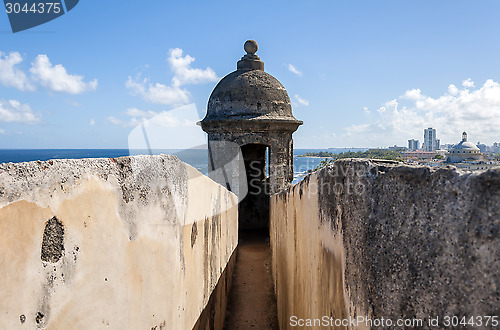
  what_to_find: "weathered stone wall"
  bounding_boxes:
[271,159,499,329]
[0,155,238,330]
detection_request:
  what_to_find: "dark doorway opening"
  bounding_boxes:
[238,143,270,230]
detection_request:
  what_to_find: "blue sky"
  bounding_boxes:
[1,0,500,149]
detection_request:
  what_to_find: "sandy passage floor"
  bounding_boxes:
[224,230,279,329]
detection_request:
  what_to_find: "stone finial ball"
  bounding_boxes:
[244,40,258,54]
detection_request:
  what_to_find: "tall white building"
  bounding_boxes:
[424,128,439,152]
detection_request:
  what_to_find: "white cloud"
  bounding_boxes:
[108,106,196,129]
[0,51,35,91]
[0,51,97,94]
[107,115,148,128]
[363,106,370,114]
[294,94,309,106]
[127,103,205,150]
[448,84,459,96]
[288,64,302,77]
[107,116,125,126]
[0,99,41,123]
[107,116,146,128]
[89,119,95,125]
[345,79,500,146]
[30,55,98,94]
[126,48,218,106]
[168,48,218,87]
[126,76,190,106]
[401,88,424,101]
[462,78,475,88]
[0,128,5,134]
[125,107,158,118]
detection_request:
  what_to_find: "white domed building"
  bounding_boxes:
[446,132,486,163]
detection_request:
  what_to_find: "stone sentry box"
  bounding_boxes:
[201,40,302,229]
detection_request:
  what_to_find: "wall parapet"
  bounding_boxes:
[0,155,238,329]
[271,159,499,329]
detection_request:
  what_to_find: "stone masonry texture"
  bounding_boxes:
[271,159,499,329]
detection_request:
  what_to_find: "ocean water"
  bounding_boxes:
[0,148,362,183]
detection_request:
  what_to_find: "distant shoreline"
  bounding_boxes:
[295,155,334,159]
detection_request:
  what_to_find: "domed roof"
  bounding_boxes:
[452,141,480,151]
[201,40,301,125]
[451,132,480,151]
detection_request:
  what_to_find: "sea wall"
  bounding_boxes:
[271,159,499,329]
[0,155,238,330]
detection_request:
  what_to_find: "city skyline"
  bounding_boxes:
[406,128,498,151]
[1,1,500,149]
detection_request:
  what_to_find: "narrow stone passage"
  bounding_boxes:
[224,229,279,329]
